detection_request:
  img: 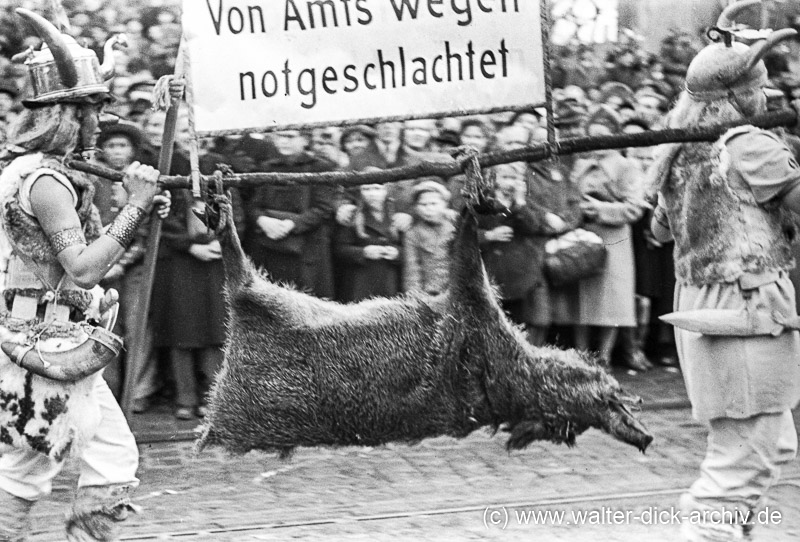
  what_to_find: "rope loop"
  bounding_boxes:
[452,146,490,214]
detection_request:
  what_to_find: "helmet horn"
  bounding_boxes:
[717,0,760,30]
[16,8,78,88]
[744,28,798,70]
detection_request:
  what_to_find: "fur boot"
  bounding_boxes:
[64,485,136,542]
[0,489,33,542]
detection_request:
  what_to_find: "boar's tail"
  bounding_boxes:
[209,193,251,290]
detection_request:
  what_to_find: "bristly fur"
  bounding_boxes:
[197,197,653,457]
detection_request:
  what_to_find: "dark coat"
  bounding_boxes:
[478,201,547,301]
[151,188,245,349]
[149,148,243,348]
[334,206,402,302]
[243,152,337,298]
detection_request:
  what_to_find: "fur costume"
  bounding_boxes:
[65,485,137,542]
[197,194,653,456]
[652,126,796,286]
[0,153,104,460]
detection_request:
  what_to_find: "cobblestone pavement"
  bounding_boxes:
[25,368,800,541]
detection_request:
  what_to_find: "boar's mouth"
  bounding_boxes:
[504,420,587,451]
[503,396,653,454]
[600,398,653,453]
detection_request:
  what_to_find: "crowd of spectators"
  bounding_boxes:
[4,1,800,419]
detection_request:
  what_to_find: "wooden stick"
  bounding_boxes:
[67,108,799,191]
[120,46,186,420]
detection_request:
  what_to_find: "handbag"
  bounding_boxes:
[544,228,607,287]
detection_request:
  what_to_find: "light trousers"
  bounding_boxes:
[680,410,797,541]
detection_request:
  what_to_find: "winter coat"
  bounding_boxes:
[334,206,402,302]
[403,218,455,295]
[478,203,547,301]
[151,188,245,349]
[243,152,337,298]
[554,151,645,327]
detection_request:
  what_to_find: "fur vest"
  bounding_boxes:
[659,127,796,285]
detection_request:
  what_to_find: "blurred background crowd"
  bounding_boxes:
[3,0,800,421]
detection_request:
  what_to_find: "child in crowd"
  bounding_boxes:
[403,181,455,296]
[334,183,402,302]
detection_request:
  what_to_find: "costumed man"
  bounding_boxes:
[0,9,170,541]
[650,2,800,540]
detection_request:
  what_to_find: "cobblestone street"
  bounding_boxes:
[24,368,800,541]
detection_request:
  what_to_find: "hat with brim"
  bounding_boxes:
[340,124,378,150]
[553,101,586,127]
[412,179,450,203]
[97,121,145,149]
[585,104,622,134]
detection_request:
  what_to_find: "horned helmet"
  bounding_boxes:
[685,0,796,103]
[13,8,124,107]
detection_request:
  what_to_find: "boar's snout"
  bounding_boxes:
[600,398,653,453]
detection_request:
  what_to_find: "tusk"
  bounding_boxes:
[1,327,123,382]
[15,8,78,88]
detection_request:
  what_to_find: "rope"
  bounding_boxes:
[65,108,798,190]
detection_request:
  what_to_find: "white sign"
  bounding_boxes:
[183,0,546,135]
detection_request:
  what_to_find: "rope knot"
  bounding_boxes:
[452,146,492,215]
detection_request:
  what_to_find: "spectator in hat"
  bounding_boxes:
[91,121,162,410]
[340,124,387,171]
[553,99,586,140]
[124,79,156,125]
[598,81,636,114]
[309,127,348,169]
[553,105,647,368]
[94,122,147,224]
[432,127,461,153]
[510,110,544,135]
[403,180,455,296]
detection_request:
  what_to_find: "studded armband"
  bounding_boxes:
[105,204,147,248]
[49,227,87,254]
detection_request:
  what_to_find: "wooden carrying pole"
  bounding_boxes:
[121,47,187,419]
[68,108,799,192]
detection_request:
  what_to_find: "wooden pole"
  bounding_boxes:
[68,108,799,191]
[121,43,186,420]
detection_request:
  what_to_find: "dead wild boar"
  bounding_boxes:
[196,193,653,457]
